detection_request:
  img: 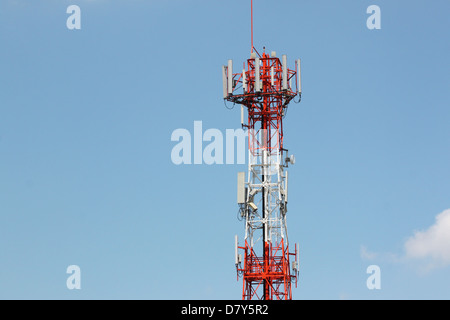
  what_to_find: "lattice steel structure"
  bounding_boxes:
[223,44,302,299]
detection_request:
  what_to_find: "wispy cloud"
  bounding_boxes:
[360,245,377,261]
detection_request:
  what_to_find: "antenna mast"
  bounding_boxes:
[222,1,303,300]
[251,0,254,52]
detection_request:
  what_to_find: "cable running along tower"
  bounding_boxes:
[222,1,302,300]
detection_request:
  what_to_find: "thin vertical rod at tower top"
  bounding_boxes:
[251,0,254,52]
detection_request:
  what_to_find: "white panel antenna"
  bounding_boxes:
[285,170,288,203]
[228,59,233,95]
[296,59,302,94]
[255,57,261,92]
[271,66,275,86]
[235,235,239,265]
[282,55,288,90]
[222,65,228,98]
[237,172,246,204]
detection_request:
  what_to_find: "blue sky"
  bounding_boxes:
[0,0,449,299]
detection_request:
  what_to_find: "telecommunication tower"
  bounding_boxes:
[222,0,302,300]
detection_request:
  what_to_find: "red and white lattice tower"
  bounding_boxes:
[222,1,302,300]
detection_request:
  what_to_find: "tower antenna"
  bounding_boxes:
[251,0,254,52]
[222,1,303,300]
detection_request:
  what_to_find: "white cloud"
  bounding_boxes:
[404,209,450,270]
[360,209,450,272]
